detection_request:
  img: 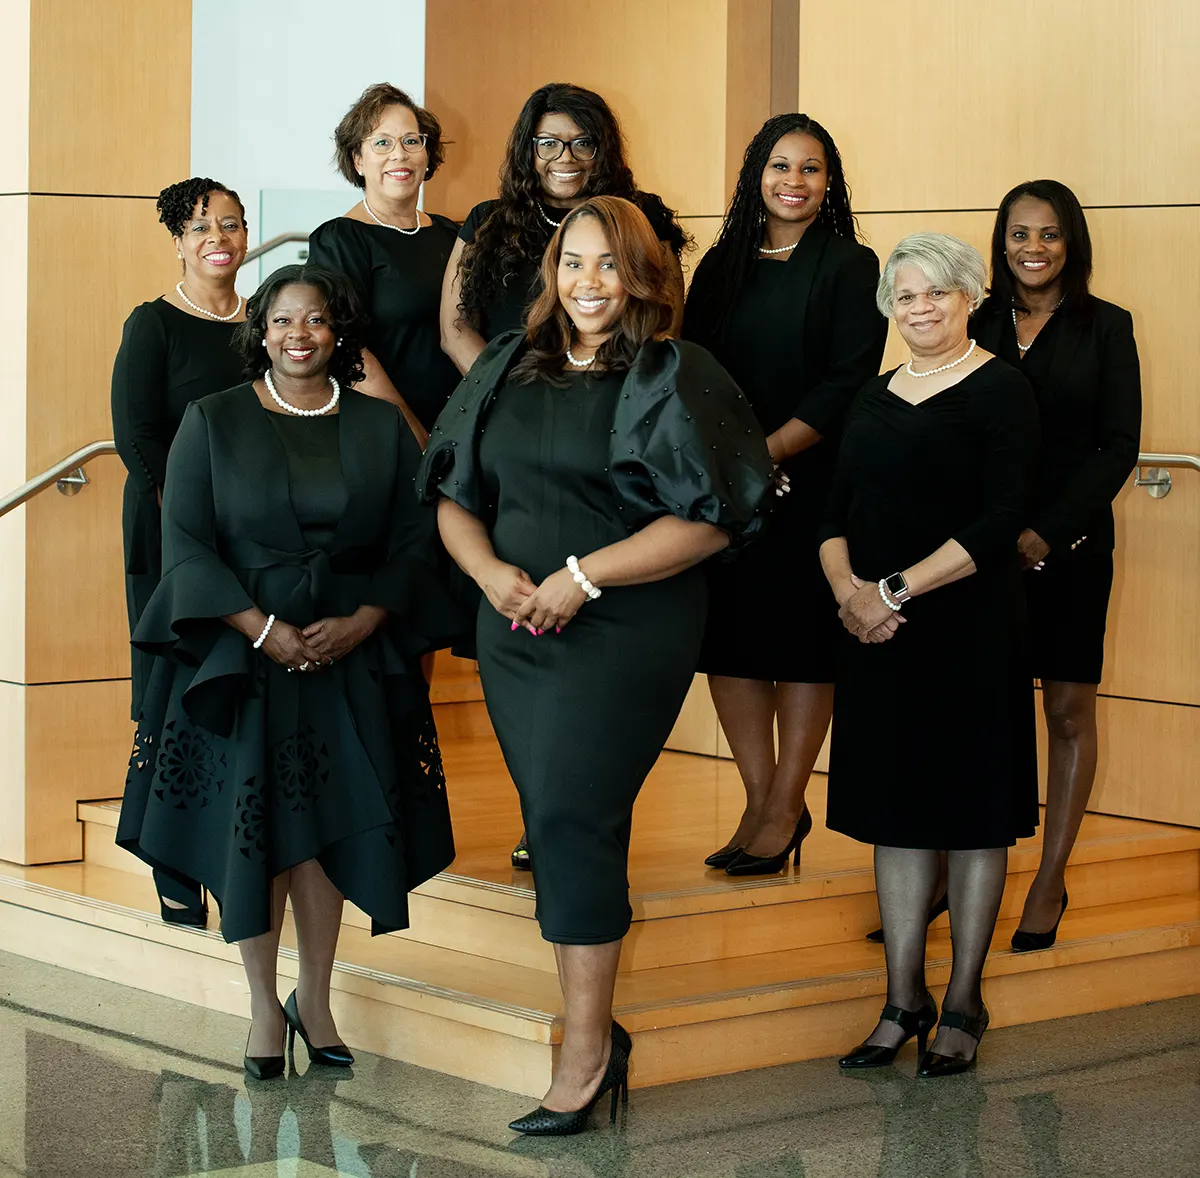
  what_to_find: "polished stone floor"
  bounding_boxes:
[1,951,1197,1177]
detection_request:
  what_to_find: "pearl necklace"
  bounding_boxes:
[361,197,419,235]
[1012,296,1064,353]
[759,239,800,255]
[565,347,595,367]
[906,339,977,378]
[538,203,566,229]
[175,282,243,322]
[265,370,340,416]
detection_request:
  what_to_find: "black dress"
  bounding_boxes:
[307,215,463,432]
[458,193,683,341]
[974,297,1141,683]
[683,224,887,681]
[418,333,771,942]
[111,299,244,720]
[116,387,468,943]
[820,361,1040,849]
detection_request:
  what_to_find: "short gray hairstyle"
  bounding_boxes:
[876,232,988,317]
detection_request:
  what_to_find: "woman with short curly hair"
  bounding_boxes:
[117,265,468,1079]
[111,176,249,927]
[308,83,459,438]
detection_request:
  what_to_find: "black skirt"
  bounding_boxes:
[1026,552,1113,684]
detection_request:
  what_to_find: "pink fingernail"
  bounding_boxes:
[510,621,518,631]
[555,627,562,634]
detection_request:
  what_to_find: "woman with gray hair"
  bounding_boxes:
[819,232,1040,1077]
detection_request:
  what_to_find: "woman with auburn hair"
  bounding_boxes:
[308,82,460,439]
[973,179,1141,951]
[420,196,771,1134]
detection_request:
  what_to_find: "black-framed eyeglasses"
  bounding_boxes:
[532,135,598,162]
[364,133,428,155]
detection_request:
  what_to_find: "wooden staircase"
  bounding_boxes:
[2,701,1199,1097]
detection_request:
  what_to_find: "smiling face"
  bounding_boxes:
[556,214,627,341]
[263,283,337,381]
[533,111,598,206]
[891,262,973,355]
[1005,195,1068,295]
[354,103,427,204]
[760,131,827,231]
[174,191,247,279]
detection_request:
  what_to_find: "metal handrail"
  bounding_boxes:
[1133,452,1200,499]
[0,441,118,518]
[244,232,308,263]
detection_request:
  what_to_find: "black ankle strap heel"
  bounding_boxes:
[839,993,939,1069]
[917,1005,990,1078]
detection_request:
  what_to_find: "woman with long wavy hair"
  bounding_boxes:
[421,197,770,1133]
[683,114,887,876]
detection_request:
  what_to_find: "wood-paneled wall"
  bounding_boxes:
[0,0,190,864]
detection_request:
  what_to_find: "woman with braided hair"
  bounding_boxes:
[683,114,887,875]
[111,176,249,926]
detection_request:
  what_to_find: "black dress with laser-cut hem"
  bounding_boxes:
[116,386,469,943]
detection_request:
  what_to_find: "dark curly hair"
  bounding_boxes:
[156,177,246,238]
[692,114,858,342]
[511,197,675,387]
[988,179,1093,313]
[457,82,689,328]
[333,82,446,186]
[233,265,367,387]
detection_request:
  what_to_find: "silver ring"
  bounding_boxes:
[299,661,310,671]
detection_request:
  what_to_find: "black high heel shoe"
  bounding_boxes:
[866,892,949,943]
[283,990,354,1067]
[511,832,531,871]
[160,889,209,927]
[724,807,813,876]
[1011,889,1068,952]
[703,843,743,870]
[838,993,938,1069]
[243,1009,285,1080]
[917,1006,990,1078]
[508,1023,631,1136]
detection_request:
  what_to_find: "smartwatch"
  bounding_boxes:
[884,571,911,604]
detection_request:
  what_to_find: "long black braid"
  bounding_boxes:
[694,114,858,343]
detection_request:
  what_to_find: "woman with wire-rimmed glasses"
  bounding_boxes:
[308,82,461,441]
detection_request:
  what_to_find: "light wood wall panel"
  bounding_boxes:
[28,0,190,196]
[425,0,728,220]
[797,0,1200,211]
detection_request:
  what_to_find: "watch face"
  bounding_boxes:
[885,573,907,595]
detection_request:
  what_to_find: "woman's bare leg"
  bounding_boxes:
[707,675,778,854]
[237,871,290,1057]
[288,858,346,1048]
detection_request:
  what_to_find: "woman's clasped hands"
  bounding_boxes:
[836,574,907,644]
[480,559,586,636]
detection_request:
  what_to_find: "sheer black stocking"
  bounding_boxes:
[865,846,942,1048]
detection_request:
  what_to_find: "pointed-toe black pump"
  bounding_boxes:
[1011,890,1068,952]
[243,1009,285,1080]
[839,994,938,1069]
[724,807,813,876]
[283,990,354,1067]
[509,1022,631,1136]
[511,831,532,871]
[703,843,743,870]
[160,889,209,928]
[917,1006,990,1078]
[866,892,949,944]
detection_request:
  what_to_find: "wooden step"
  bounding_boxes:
[3,857,1199,1095]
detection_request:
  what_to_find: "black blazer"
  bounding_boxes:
[973,296,1141,556]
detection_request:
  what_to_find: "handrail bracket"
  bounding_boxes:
[1134,465,1172,499]
[56,467,89,496]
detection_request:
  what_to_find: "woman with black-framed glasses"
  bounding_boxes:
[308,83,461,439]
[439,82,690,380]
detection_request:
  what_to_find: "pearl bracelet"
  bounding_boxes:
[877,580,902,612]
[566,555,602,601]
[252,613,276,649]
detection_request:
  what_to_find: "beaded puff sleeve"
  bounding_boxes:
[417,332,773,542]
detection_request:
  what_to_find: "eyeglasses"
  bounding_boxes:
[532,135,598,162]
[364,133,428,155]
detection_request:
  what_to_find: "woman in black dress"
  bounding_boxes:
[117,266,464,1079]
[821,233,1039,1077]
[440,81,691,868]
[974,180,1141,950]
[683,114,887,875]
[111,176,249,925]
[420,197,770,1133]
[308,83,461,439]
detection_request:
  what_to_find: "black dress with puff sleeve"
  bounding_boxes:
[418,332,772,942]
[116,386,470,942]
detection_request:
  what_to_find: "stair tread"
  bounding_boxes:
[4,858,1198,1034]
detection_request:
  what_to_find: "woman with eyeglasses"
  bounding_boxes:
[308,83,461,439]
[440,82,690,377]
